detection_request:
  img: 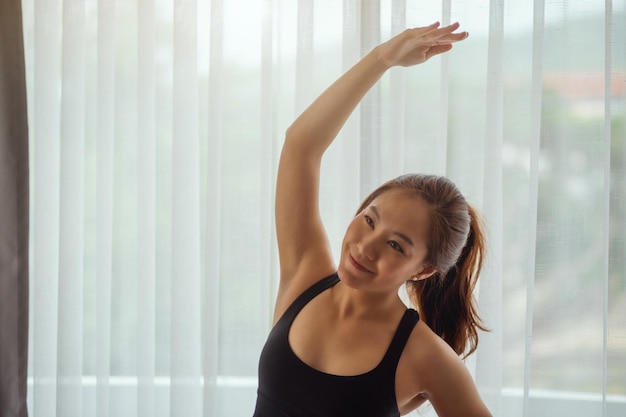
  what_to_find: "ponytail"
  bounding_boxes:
[357,174,488,358]
[407,205,487,358]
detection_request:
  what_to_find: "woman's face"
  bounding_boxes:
[337,189,434,294]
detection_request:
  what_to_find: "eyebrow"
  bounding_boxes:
[370,206,415,247]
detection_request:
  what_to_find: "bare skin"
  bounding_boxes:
[273,22,492,417]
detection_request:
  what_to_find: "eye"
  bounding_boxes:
[364,215,374,228]
[388,240,404,253]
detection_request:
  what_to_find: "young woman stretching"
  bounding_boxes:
[252,22,493,417]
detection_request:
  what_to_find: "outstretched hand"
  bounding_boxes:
[375,22,468,68]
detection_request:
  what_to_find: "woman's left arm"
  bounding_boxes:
[420,346,492,417]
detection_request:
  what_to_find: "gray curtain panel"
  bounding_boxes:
[0,0,29,416]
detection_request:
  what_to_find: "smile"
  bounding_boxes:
[349,254,373,273]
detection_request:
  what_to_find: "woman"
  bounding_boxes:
[253,22,492,417]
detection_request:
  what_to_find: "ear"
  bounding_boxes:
[410,264,437,282]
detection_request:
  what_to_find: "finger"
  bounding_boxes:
[406,22,467,44]
[404,21,441,37]
[425,44,453,60]
[439,21,461,33]
[409,22,441,36]
[429,22,466,40]
[416,22,458,38]
[445,31,469,42]
[428,31,468,45]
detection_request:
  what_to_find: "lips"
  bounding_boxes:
[349,254,373,273]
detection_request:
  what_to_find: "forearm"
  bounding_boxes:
[283,22,467,159]
[284,48,389,157]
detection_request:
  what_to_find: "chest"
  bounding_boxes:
[286,296,429,410]
[259,277,430,415]
[288,297,396,376]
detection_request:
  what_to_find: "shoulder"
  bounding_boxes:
[272,263,336,324]
[397,320,492,417]
[401,318,455,383]
[395,318,445,411]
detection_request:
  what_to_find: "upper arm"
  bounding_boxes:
[274,134,335,283]
[421,344,492,417]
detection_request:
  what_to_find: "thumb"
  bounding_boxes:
[425,44,453,60]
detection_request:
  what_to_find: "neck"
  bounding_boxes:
[331,281,405,320]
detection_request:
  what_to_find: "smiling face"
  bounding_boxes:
[337,189,436,294]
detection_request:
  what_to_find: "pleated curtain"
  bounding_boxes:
[11,0,625,416]
[0,0,29,416]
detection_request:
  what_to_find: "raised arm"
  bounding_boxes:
[274,23,469,310]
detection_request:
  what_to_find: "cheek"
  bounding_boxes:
[386,258,413,274]
[382,254,421,277]
[339,224,353,255]
[343,218,361,241]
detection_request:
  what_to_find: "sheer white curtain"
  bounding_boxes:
[22,0,625,416]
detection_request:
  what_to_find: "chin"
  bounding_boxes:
[336,265,361,289]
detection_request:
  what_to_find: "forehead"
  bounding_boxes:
[370,188,426,208]
[368,189,431,234]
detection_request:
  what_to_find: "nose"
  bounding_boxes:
[357,235,377,261]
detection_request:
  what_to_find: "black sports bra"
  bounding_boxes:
[252,273,420,417]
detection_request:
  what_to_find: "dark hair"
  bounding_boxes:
[356,174,487,358]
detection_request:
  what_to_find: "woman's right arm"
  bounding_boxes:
[275,50,390,283]
[274,23,468,312]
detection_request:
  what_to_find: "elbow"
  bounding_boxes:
[284,120,311,143]
[478,408,493,417]
[281,128,324,161]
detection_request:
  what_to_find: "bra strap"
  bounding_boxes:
[280,273,340,323]
[380,309,420,369]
